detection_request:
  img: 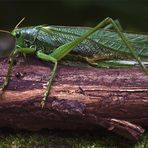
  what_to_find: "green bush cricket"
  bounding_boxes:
[0,17,148,108]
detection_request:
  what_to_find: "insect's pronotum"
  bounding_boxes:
[0,17,148,107]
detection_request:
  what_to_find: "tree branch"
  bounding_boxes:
[0,57,148,141]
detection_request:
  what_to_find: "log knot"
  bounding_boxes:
[52,99,86,115]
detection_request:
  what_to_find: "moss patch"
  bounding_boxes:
[0,130,147,148]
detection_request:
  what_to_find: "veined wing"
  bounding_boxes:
[41,26,148,60]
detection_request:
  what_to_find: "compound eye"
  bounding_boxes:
[16,31,21,38]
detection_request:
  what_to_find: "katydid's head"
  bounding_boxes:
[11,18,38,48]
[11,17,28,48]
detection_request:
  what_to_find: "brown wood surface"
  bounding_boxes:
[0,56,148,141]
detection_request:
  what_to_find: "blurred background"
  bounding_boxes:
[0,0,148,32]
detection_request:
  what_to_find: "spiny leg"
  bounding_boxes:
[81,17,147,74]
[103,18,147,75]
[0,49,18,90]
[36,50,58,108]
[0,47,36,90]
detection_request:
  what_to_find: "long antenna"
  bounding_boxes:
[0,17,25,34]
[0,30,10,34]
[15,17,25,29]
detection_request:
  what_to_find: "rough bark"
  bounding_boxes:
[0,57,148,141]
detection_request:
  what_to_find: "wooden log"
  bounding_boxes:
[0,56,148,141]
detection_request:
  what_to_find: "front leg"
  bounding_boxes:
[0,49,18,90]
[0,47,36,90]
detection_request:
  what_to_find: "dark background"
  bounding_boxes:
[0,0,148,32]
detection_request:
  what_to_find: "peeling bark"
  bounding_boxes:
[0,57,148,141]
